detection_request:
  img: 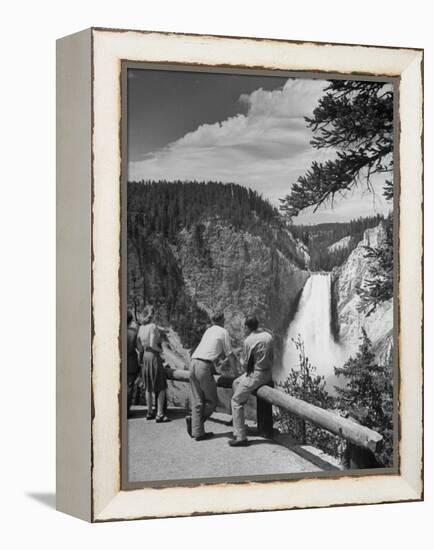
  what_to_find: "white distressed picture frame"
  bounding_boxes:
[56,27,423,522]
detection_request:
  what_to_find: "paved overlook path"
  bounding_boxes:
[128,408,340,483]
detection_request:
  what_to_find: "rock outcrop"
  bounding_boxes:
[332,224,393,364]
[328,235,351,253]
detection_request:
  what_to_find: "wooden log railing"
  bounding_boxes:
[166,368,383,458]
[256,385,382,454]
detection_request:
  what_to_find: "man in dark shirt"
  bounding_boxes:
[229,316,273,446]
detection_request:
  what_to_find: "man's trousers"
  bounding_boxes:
[190,359,218,438]
[231,371,272,440]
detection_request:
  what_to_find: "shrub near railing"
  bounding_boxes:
[275,336,345,460]
[276,333,393,467]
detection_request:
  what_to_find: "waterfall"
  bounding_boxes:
[280,273,346,385]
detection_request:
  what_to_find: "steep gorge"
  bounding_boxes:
[127,181,310,365]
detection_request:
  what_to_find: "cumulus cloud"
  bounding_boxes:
[129,78,391,222]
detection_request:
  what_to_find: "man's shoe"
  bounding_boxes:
[155,415,170,423]
[195,432,214,441]
[228,438,249,447]
[185,416,192,438]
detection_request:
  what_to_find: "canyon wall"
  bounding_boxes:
[332,223,393,364]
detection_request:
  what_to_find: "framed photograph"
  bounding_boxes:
[56,28,423,522]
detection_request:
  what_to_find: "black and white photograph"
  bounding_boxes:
[1,0,429,536]
[124,66,396,485]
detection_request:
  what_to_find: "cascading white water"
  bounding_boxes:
[280,273,346,385]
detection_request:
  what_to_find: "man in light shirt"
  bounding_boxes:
[186,311,237,441]
[229,316,274,447]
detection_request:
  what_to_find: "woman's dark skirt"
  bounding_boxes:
[142,350,167,393]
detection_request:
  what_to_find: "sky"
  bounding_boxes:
[128,68,392,224]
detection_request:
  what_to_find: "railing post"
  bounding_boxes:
[344,443,382,469]
[255,380,274,438]
[342,415,382,469]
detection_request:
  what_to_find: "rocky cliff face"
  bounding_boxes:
[128,217,309,362]
[332,224,393,364]
[176,220,309,350]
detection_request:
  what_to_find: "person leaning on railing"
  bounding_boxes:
[229,316,274,447]
[185,311,238,441]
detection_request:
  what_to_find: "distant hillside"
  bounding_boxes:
[291,214,389,271]
[328,235,351,253]
[128,180,307,268]
[128,180,278,234]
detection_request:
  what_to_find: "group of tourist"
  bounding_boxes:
[127,307,274,446]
